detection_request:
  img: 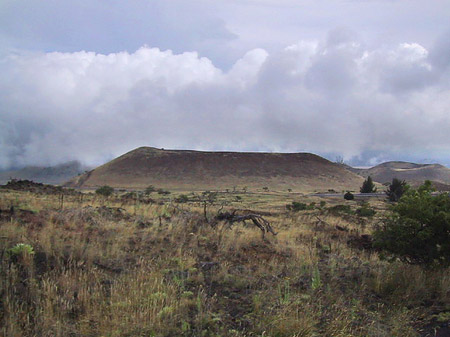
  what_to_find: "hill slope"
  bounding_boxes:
[66,147,364,192]
[351,161,450,185]
[0,161,87,185]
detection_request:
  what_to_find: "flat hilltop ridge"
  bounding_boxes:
[66,147,364,192]
[350,160,450,185]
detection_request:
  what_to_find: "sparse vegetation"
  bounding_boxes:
[175,194,190,203]
[0,182,448,336]
[157,188,171,195]
[356,205,376,217]
[145,185,156,194]
[328,204,353,214]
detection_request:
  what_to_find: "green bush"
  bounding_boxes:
[356,206,376,217]
[374,182,450,267]
[328,204,353,214]
[144,185,156,194]
[157,188,171,195]
[7,243,35,257]
[344,191,354,200]
[360,176,377,193]
[95,185,114,197]
[286,202,308,212]
[175,194,189,203]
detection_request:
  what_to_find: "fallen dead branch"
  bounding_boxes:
[215,211,277,238]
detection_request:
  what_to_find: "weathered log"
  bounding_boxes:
[215,211,277,238]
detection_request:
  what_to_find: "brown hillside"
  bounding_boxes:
[66,147,364,192]
[352,161,450,185]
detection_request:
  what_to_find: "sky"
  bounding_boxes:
[1,0,450,168]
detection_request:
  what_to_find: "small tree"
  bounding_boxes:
[95,185,114,197]
[374,182,450,267]
[385,178,409,202]
[196,191,218,221]
[360,176,377,193]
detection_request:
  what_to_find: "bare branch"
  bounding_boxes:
[215,211,277,238]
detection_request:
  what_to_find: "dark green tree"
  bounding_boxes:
[360,176,377,193]
[385,178,409,202]
[374,182,450,267]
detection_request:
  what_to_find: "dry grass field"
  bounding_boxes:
[1,183,449,336]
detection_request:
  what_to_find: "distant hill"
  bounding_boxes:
[348,161,450,186]
[65,147,364,192]
[0,161,87,185]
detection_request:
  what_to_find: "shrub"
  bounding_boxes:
[328,204,353,214]
[7,243,35,258]
[386,178,409,202]
[157,188,171,195]
[360,176,377,193]
[145,185,156,194]
[175,194,189,203]
[95,185,114,197]
[356,206,376,217]
[286,202,308,212]
[374,182,450,267]
[344,191,354,200]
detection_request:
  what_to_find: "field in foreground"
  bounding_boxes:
[0,186,449,337]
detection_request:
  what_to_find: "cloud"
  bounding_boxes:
[1,32,450,169]
[0,0,237,67]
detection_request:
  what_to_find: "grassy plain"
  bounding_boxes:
[0,185,449,336]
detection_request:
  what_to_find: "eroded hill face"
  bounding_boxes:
[66,147,364,192]
[352,161,450,185]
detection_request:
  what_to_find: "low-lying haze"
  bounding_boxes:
[1,0,449,169]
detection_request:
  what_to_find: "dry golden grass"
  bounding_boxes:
[0,188,448,336]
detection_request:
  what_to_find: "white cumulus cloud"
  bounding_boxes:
[1,31,450,168]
